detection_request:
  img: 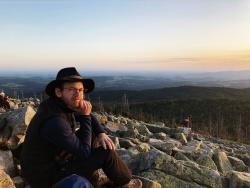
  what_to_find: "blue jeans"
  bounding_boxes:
[54,174,94,188]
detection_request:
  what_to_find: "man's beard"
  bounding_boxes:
[71,99,81,109]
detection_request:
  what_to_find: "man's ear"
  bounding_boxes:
[55,88,62,98]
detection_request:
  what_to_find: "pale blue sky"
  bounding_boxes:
[0,0,250,72]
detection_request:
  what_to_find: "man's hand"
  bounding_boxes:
[96,133,115,150]
[75,100,92,115]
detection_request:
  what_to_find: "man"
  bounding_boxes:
[21,67,142,188]
[0,93,10,110]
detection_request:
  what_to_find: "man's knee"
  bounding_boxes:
[93,147,117,158]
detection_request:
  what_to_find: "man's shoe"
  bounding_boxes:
[121,178,142,188]
[91,169,110,188]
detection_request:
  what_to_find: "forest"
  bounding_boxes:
[93,98,250,144]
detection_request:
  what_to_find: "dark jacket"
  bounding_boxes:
[21,97,105,186]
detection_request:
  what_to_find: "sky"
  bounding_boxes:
[0,0,250,73]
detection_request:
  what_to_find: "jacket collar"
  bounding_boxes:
[52,97,75,113]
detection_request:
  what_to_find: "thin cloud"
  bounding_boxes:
[0,0,70,4]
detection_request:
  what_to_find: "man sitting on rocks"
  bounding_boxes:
[21,67,142,188]
[0,95,10,110]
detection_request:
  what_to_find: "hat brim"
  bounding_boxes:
[45,78,95,97]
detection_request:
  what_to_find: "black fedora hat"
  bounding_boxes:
[45,67,95,96]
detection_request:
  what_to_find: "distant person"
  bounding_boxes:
[188,115,192,128]
[180,115,192,128]
[0,90,5,98]
[0,94,10,109]
[21,67,142,188]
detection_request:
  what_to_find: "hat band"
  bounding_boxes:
[58,75,84,80]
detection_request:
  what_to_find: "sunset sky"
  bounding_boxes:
[0,0,250,73]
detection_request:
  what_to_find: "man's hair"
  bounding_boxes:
[55,82,65,90]
[52,82,66,98]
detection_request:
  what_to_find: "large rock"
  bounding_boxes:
[177,161,222,188]
[175,127,192,136]
[0,170,15,188]
[116,149,139,172]
[173,133,187,144]
[117,127,140,139]
[12,176,25,188]
[172,148,197,161]
[192,133,205,141]
[213,151,233,175]
[196,154,218,171]
[227,171,250,188]
[119,138,136,149]
[228,156,249,172]
[106,114,116,122]
[199,142,216,157]
[133,175,162,188]
[165,138,182,148]
[180,140,203,155]
[136,149,222,188]
[0,108,6,113]
[8,101,18,110]
[179,141,210,161]
[106,121,128,133]
[92,113,108,124]
[118,116,128,124]
[152,132,168,140]
[134,124,152,137]
[235,154,250,168]
[174,151,191,161]
[143,123,172,134]
[0,150,15,177]
[108,136,120,149]
[136,143,151,153]
[140,170,205,188]
[204,142,220,155]
[0,105,36,149]
[148,138,177,155]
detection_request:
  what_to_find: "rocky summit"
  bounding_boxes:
[0,102,250,188]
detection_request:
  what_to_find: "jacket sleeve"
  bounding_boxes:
[75,114,105,135]
[91,114,106,135]
[40,115,92,159]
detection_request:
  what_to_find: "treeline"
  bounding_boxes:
[90,86,250,102]
[93,99,250,144]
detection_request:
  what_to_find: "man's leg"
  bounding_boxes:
[93,148,132,186]
[24,177,52,188]
[57,147,131,187]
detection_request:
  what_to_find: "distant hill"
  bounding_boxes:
[0,77,49,98]
[2,72,250,98]
[90,86,250,103]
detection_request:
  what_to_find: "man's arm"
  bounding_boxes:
[75,114,105,135]
[91,114,106,134]
[40,115,92,159]
[75,100,115,150]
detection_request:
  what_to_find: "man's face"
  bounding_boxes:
[55,81,85,110]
